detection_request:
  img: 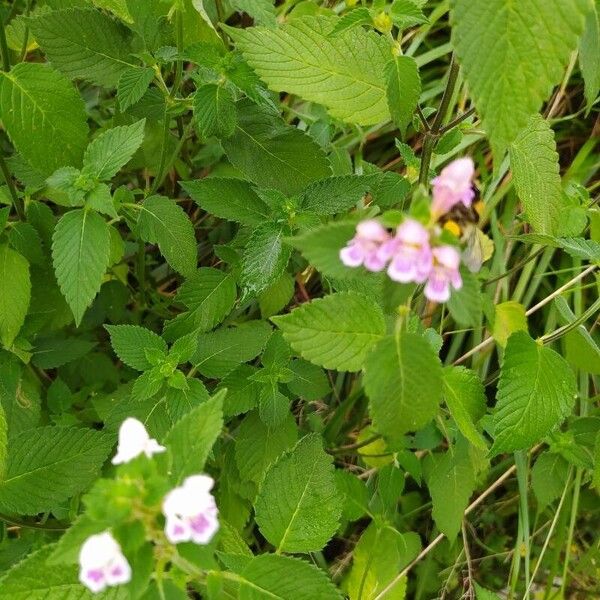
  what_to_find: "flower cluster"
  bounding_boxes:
[340,157,476,303]
[79,418,219,594]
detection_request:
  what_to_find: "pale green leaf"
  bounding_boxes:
[104,324,167,371]
[0,426,113,514]
[364,332,443,440]
[182,177,271,226]
[83,120,145,181]
[330,7,372,36]
[254,434,341,553]
[164,391,224,483]
[226,17,390,126]
[52,209,111,325]
[443,366,488,449]
[30,7,135,87]
[451,0,592,157]
[0,63,88,177]
[194,83,237,139]
[0,246,30,347]
[509,114,563,234]
[222,101,331,196]
[580,4,600,113]
[117,67,154,111]
[492,331,577,454]
[136,195,198,277]
[385,55,421,135]
[92,0,133,22]
[272,292,386,372]
[493,301,528,347]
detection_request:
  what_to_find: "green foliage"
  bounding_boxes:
[105,324,167,371]
[194,83,237,139]
[0,246,30,347]
[386,55,421,135]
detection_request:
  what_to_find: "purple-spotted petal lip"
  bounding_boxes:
[189,511,219,545]
[80,569,107,594]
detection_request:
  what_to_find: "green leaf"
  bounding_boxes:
[194,83,237,139]
[218,365,262,416]
[0,63,88,177]
[0,427,112,514]
[451,0,592,158]
[272,292,386,372]
[231,0,277,27]
[241,222,291,297]
[509,114,563,234]
[0,544,128,599]
[447,268,482,327]
[287,360,330,401]
[92,0,133,22]
[7,222,44,266]
[0,405,6,480]
[193,321,272,378]
[183,177,270,226]
[52,209,111,325]
[385,55,421,135]
[492,331,577,454]
[222,101,331,196]
[531,452,570,509]
[164,391,224,483]
[493,301,528,348]
[255,434,341,553]
[299,175,376,215]
[83,120,146,181]
[0,246,30,347]
[163,268,237,340]
[580,4,600,113]
[427,441,476,541]
[557,237,600,262]
[259,272,295,318]
[30,7,134,87]
[117,67,154,111]
[235,410,298,486]
[104,324,167,371]
[136,195,197,277]
[443,366,488,449]
[236,554,343,600]
[364,332,443,441]
[227,16,390,126]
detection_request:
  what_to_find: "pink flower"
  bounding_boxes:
[424,245,463,302]
[382,219,433,284]
[79,532,131,594]
[431,157,475,216]
[340,220,390,272]
[162,474,219,545]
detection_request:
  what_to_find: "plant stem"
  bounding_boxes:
[514,450,531,599]
[0,10,10,72]
[418,56,460,185]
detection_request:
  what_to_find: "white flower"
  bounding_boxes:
[112,417,166,465]
[162,474,219,545]
[79,532,131,593]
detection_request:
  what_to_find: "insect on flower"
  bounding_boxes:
[79,532,131,593]
[162,474,220,545]
[112,417,166,465]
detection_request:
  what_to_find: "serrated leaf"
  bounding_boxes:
[117,67,154,111]
[330,7,372,36]
[364,332,443,441]
[30,7,135,87]
[164,391,224,483]
[232,0,277,27]
[492,331,577,454]
[235,411,297,486]
[0,357,40,437]
[557,237,600,262]
[163,268,237,340]
[531,452,570,509]
[194,83,237,139]
[443,366,487,449]
[7,222,44,266]
[386,55,421,135]
[287,360,330,401]
[193,321,272,378]
[0,544,128,599]
[136,195,197,277]
[0,246,30,347]
[31,336,96,370]
[241,222,291,297]
[0,426,112,514]
[509,114,563,234]
[83,120,145,181]
[182,177,270,226]
[236,554,343,600]
[0,63,88,177]
[92,0,133,22]
[299,175,376,215]
[427,441,476,541]
[451,0,592,158]
[580,5,600,113]
[255,434,341,553]
[104,324,167,371]
[227,16,389,126]
[272,292,386,372]
[222,101,331,196]
[52,209,111,325]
